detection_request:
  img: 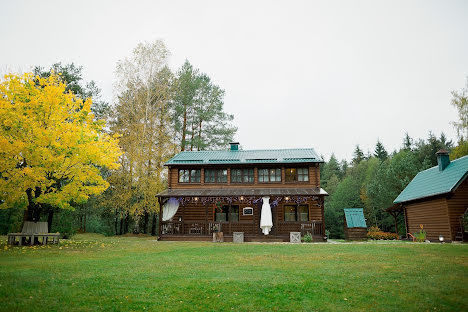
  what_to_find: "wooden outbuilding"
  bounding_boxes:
[343,208,367,240]
[393,150,468,242]
[156,143,329,242]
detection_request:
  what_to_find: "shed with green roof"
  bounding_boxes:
[392,151,468,242]
[343,208,367,240]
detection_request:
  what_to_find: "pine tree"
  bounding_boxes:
[403,132,413,151]
[374,140,388,161]
[352,145,364,165]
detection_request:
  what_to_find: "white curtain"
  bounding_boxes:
[260,196,273,235]
[162,198,180,221]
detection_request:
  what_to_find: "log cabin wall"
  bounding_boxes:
[446,178,468,240]
[405,197,451,241]
[168,165,320,189]
[171,200,322,223]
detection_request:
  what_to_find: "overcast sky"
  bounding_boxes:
[1,0,467,161]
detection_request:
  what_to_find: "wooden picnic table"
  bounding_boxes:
[7,222,60,246]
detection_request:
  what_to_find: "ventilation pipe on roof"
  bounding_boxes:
[230,142,239,151]
[436,150,450,171]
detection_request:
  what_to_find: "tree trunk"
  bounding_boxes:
[119,217,124,235]
[24,188,42,222]
[47,209,54,232]
[151,213,157,236]
[143,211,149,234]
[124,215,130,234]
[189,120,195,151]
[181,102,187,151]
[114,210,119,235]
[197,119,202,151]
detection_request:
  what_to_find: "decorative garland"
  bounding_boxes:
[174,195,323,207]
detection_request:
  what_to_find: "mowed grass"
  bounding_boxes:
[0,234,467,312]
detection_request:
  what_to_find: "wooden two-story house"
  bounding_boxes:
[156,143,328,242]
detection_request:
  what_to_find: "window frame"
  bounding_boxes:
[178,168,201,183]
[214,204,240,222]
[243,207,254,216]
[204,168,228,183]
[285,167,309,183]
[283,204,309,222]
[258,168,282,183]
[230,168,254,184]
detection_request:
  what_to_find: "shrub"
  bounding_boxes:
[367,226,399,240]
[302,232,313,243]
[414,224,427,242]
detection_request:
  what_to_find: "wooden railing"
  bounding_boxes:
[161,221,323,236]
[277,221,323,236]
[161,221,222,236]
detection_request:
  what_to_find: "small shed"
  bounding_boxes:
[344,208,367,240]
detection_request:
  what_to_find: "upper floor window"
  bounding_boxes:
[285,168,309,182]
[205,169,228,183]
[231,168,254,183]
[258,168,281,182]
[178,169,201,183]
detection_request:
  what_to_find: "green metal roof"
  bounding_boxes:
[344,208,367,228]
[165,148,323,166]
[394,155,468,204]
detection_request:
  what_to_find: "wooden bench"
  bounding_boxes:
[7,222,60,246]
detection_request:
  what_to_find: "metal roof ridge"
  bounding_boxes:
[175,147,317,153]
[417,154,468,174]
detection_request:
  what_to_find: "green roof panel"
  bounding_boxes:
[394,155,468,204]
[165,148,323,165]
[344,208,367,228]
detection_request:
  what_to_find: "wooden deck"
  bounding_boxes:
[160,220,325,242]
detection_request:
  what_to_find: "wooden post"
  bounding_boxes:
[320,196,325,238]
[403,206,409,239]
[158,197,163,239]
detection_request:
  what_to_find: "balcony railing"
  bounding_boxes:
[161,221,323,236]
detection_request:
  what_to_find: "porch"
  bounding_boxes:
[157,188,327,242]
[160,220,325,242]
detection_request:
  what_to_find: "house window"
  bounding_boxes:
[215,205,239,222]
[178,169,201,183]
[284,204,309,222]
[205,169,228,183]
[285,168,309,182]
[231,169,254,183]
[258,168,281,182]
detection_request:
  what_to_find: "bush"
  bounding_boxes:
[414,224,427,242]
[367,226,399,240]
[302,232,313,243]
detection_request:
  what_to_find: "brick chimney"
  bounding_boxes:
[436,150,450,171]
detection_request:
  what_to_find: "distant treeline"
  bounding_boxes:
[322,133,456,238]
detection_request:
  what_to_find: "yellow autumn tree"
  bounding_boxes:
[0,73,122,222]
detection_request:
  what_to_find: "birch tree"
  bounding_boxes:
[111,40,175,233]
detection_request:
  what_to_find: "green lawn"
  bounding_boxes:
[0,234,467,312]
